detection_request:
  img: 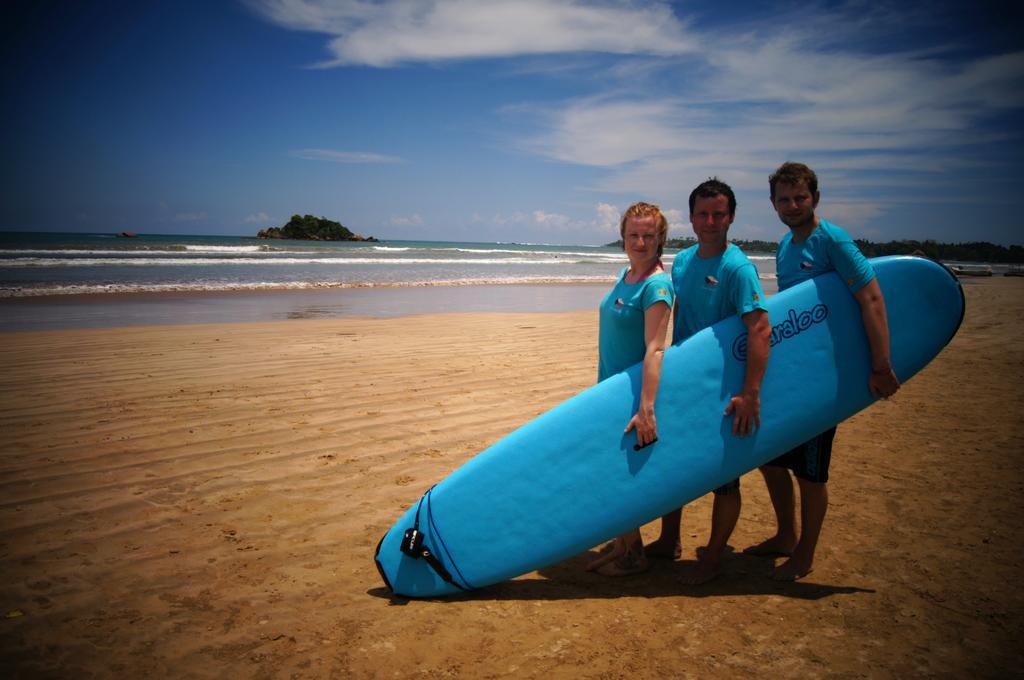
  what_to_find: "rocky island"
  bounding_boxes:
[257,214,378,242]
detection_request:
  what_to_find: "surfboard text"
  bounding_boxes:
[732,303,829,361]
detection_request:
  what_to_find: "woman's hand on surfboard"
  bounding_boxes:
[625,409,657,448]
[725,391,760,437]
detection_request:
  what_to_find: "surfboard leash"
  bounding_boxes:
[399,485,473,591]
[424,488,475,590]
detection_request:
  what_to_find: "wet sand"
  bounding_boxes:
[0,284,610,332]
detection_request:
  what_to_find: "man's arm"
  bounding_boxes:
[853,278,900,398]
[726,308,769,437]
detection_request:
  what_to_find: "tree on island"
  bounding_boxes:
[257,214,378,241]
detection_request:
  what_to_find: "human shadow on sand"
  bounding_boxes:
[367,546,875,604]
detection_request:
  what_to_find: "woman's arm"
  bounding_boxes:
[625,300,672,447]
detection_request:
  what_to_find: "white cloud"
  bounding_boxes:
[527,97,698,166]
[596,202,620,233]
[663,207,685,231]
[173,212,208,222]
[526,202,631,234]
[481,204,622,236]
[290,148,403,163]
[157,201,208,224]
[244,212,272,224]
[246,0,697,67]
[523,29,1024,208]
[390,213,423,226]
[532,209,572,229]
[815,201,887,232]
[491,212,529,226]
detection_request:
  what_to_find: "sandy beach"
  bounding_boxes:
[2,277,1022,678]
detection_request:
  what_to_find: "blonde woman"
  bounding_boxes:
[586,202,674,576]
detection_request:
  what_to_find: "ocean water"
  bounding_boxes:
[0,231,779,297]
[0,231,785,331]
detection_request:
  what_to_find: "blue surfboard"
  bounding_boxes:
[374,256,964,597]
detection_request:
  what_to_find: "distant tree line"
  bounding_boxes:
[608,237,779,252]
[664,237,780,253]
[608,237,1024,263]
[257,214,377,241]
[852,240,1024,263]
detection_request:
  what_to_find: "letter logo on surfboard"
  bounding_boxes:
[732,303,829,361]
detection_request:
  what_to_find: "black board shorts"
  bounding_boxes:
[713,478,740,495]
[765,426,838,483]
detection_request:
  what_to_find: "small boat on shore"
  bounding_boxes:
[1005,265,1024,277]
[948,264,993,277]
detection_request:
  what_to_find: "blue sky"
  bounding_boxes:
[3,0,1023,245]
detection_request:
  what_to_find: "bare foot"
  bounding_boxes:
[771,557,813,581]
[644,537,682,560]
[595,549,649,577]
[679,557,720,585]
[585,539,625,572]
[743,534,796,557]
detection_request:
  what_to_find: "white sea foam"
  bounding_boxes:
[0,235,783,301]
[0,244,276,256]
[0,275,617,297]
[182,244,269,253]
[0,249,164,256]
[345,243,627,259]
[437,247,625,258]
[2,256,618,267]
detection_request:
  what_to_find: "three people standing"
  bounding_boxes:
[591,163,898,583]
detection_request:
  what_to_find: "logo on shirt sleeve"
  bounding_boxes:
[752,293,760,301]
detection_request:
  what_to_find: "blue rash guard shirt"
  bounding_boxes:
[598,268,675,381]
[671,243,767,344]
[776,219,875,292]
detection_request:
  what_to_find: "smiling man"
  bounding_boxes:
[644,178,771,585]
[745,161,901,581]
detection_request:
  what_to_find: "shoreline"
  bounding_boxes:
[0,269,992,333]
[0,276,627,299]
[0,282,613,332]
